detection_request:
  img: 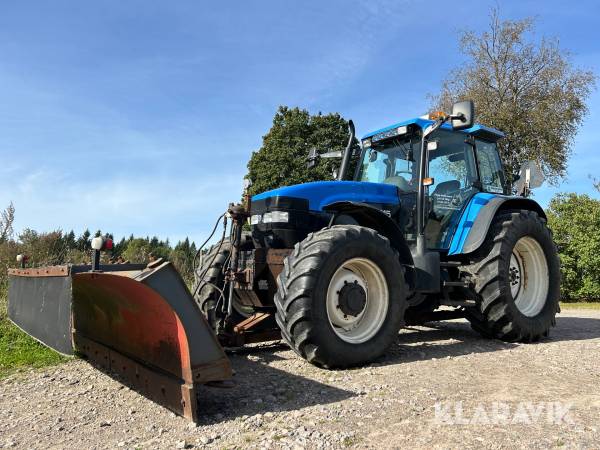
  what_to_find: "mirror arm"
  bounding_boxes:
[423,116,449,138]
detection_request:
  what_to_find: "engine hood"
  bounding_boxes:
[251,181,400,212]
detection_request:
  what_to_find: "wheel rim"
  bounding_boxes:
[509,236,549,317]
[326,257,389,344]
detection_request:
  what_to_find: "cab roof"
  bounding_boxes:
[362,117,505,142]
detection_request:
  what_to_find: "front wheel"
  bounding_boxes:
[274,225,407,368]
[464,210,561,342]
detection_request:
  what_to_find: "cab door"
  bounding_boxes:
[423,130,479,249]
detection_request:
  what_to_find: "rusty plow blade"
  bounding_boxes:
[8,262,232,422]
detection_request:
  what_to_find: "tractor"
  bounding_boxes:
[194,99,560,368]
[8,100,560,421]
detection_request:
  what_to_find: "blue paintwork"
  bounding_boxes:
[252,116,505,252]
[252,180,400,212]
[447,192,498,255]
[361,117,505,141]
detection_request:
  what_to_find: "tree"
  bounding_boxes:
[546,193,600,301]
[64,230,76,249]
[18,229,68,266]
[431,8,596,183]
[122,238,151,263]
[170,238,196,284]
[0,203,15,243]
[246,106,359,195]
[77,229,91,251]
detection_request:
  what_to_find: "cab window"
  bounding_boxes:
[357,137,420,192]
[476,140,505,194]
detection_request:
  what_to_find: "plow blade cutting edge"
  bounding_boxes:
[8,262,232,422]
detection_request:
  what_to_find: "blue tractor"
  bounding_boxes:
[196,100,560,368]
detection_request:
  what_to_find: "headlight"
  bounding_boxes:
[250,214,262,225]
[262,211,289,223]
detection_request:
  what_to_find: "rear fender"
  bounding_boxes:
[448,195,547,255]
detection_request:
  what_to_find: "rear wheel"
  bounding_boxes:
[463,210,560,342]
[193,234,253,328]
[274,225,407,368]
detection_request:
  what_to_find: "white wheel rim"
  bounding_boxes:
[326,257,389,344]
[510,236,549,317]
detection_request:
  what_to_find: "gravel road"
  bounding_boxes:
[1,309,599,449]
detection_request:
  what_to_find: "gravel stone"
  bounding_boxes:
[0,309,598,449]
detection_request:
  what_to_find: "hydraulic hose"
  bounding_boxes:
[191,213,228,299]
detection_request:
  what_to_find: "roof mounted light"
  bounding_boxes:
[428,111,448,120]
[371,124,409,143]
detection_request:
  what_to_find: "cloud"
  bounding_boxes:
[0,165,246,245]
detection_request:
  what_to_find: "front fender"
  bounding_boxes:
[323,201,414,266]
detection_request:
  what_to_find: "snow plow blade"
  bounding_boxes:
[8,262,232,422]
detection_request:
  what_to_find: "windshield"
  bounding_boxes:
[357,136,421,192]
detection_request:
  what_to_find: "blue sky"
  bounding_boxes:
[0,0,598,245]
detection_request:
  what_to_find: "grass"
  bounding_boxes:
[560,302,600,310]
[0,291,66,379]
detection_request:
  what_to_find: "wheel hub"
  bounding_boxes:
[326,257,389,344]
[337,281,367,317]
[509,257,522,299]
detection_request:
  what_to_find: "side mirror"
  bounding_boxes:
[307,147,318,169]
[451,100,475,131]
[514,160,545,196]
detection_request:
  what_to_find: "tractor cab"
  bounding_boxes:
[357,116,506,251]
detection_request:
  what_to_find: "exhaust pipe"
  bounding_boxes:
[337,119,355,181]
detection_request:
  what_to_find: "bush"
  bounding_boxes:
[547,193,600,301]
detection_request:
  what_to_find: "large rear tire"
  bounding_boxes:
[463,210,560,342]
[274,225,407,368]
[193,234,253,327]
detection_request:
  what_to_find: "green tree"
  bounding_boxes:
[246,106,359,195]
[122,238,151,263]
[547,193,600,301]
[0,203,15,244]
[170,238,196,284]
[146,236,170,260]
[18,229,68,266]
[77,229,91,251]
[63,230,76,250]
[431,8,596,183]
